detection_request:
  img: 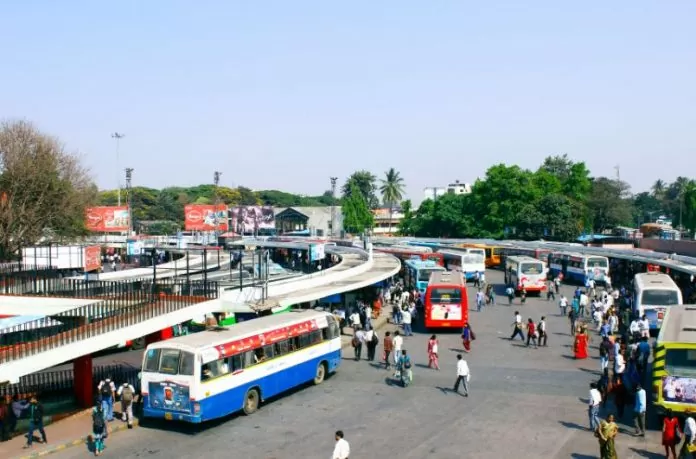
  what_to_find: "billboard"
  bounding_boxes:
[230,206,275,234]
[83,246,102,272]
[85,206,130,233]
[662,376,696,404]
[309,243,326,262]
[184,204,228,231]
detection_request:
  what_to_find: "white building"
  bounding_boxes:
[423,180,472,200]
[372,208,404,236]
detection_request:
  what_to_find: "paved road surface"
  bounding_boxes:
[49,271,667,459]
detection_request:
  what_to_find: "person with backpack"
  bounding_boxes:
[364,329,379,362]
[351,327,365,361]
[22,396,47,449]
[91,403,106,456]
[117,382,136,428]
[97,377,116,422]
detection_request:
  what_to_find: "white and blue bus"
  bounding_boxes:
[633,272,683,331]
[403,259,446,296]
[438,248,486,280]
[548,252,610,285]
[140,309,341,423]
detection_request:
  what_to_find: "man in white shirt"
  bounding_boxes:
[401,309,413,336]
[684,416,696,447]
[510,311,524,341]
[353,328,366,361]
[117,382,136,427]
[588,382,602,431]
[559,296,568,316]
[629,318,641,339]
[349,311,361,333]
[638,315,650,338]
[453,354,470,397]
[579,293,589,316]
[392,331,403,365]
[332,430,350,459]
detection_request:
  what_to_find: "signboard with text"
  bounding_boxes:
[85,206,130,233]
[184,204,229,231]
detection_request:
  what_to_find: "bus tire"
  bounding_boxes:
[313,362,327,385]
[243,388,260,415]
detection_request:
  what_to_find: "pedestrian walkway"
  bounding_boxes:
[0,308,391,459]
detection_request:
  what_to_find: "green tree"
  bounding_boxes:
[682,182,696,234]
[651,179,666,199]
[379,167,405,234]
[342,184,374,234]
[586,177,634,232]
[397,199,414,235]
[409,194,475,238]
[342,170,378,208]
[632,192,662,225]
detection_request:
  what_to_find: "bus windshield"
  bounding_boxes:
[520,263,543,275]
[665,349,696,377]
[430,288,462,303]
[641,289,680,306]
[588,257,608,268]
[418,268,441,282]
[144,348,195,376]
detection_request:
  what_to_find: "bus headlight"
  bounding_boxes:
[193,402,201,414]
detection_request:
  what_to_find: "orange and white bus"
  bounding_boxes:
[504,256,548,294]
[423,271,468,329]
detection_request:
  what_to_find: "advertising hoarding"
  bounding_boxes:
[83,246,102,272]
[662,376,696,404]
[230,206,275,233]
[85,206,130,233]
[184,204,229,231]
[309,243,326,262]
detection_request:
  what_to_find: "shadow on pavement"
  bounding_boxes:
[559,420,588,431]
[628,448,663,459]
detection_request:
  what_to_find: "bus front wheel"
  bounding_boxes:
[313,362,327,385]
[243,388,260,415]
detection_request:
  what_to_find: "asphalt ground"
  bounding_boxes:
[45,270,669,459]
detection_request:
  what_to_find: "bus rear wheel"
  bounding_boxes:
[243,388,260,415]
[313,362,326,385]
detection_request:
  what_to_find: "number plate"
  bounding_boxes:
[164,412,173,421]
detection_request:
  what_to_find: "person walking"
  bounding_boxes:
[382,331,393,369]
[401,308,413,336]
[510,311,525,341]
[634,384,647,437]
[351,327,365,361]
[453,354,470,397]
[392,331,403,366]
[526,318,538,348]
[588,382,602,432]
[117,381,136,428]
[680,415,696,459]
[662,409,682,459]
[427,335,440,370]
[538,316,548,347]
[23,397,47,449]
[332,430,350,459]
[97,377,116,422]
[365,329,379,361]
[461,323,474,352]
[91,403,107,456]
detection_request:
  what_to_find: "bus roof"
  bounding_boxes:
[658,306,696,344]
[550,251,608,260]
[428,270,465,287]
[633,272,680,291]
[506,256,544,264]
[147,309,331,352]
[404,259,443,269]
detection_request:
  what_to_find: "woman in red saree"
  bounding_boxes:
[574,326,589,359]
[462,323,474,352]
[427,335,440,370]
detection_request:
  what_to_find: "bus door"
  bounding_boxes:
[561,258,569,279]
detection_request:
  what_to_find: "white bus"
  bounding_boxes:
[439,248,486,280]
[140,309,341,423]
[504,256,548,293]
[548,252,610,285]
[633,272,683,331]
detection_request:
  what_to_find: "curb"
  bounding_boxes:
[15,419,139,459]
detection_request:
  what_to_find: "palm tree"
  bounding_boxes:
[651,179,665,199]
[379,168,405,235]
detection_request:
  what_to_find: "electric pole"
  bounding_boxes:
[330,177,338,238]
[111,133,125,206]
[125,168,134,234]
[213,171,222,240]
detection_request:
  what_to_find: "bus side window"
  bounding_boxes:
[243,350,256,367]
[288,337,298,352]
[310,330,322,345]
[229,354,243,372]
[263,345,274,360]
[274,340,289,357]
[298,333,311,349]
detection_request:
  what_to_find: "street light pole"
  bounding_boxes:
[213,171,222,243]
[111,133,125,206]
[125,168,134,235]
[330,177,338,238]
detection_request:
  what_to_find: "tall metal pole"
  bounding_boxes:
[111,133,125,206]
[213,171,222,243]
[124,168,134,235]
[330,177,338,238]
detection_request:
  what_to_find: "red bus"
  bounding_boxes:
[423,271,468,329]
[374,247,444,267]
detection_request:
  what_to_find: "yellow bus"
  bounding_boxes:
[456,243,503,269]
[653,306,696,416]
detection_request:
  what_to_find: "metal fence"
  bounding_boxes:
[0,279,219,364]
[0,264,63,295]
[0,364,140,401]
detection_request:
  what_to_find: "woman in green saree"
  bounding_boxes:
[596,414,619,459]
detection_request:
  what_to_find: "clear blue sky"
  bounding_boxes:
[1,1,694,204]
